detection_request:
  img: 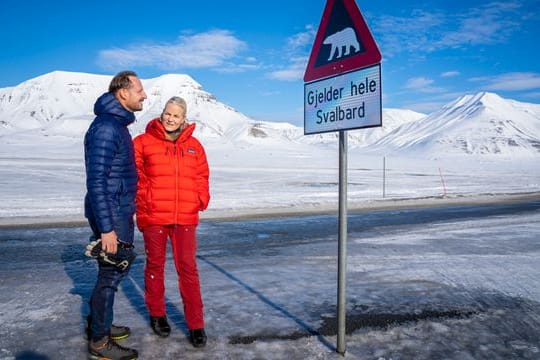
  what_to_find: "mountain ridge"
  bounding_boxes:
[367,91,540,156]
[1,71,539,158]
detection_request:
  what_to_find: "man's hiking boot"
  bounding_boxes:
[110,324,131,340]
[86,315,131,340]
[88,336,138,360]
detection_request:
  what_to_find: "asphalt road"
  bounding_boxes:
[1,198,540,359]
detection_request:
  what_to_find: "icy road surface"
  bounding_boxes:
[1,199,540,359]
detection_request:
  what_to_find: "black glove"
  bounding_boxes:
[85,239,136,272]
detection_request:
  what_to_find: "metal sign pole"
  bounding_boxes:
[303,1,381,355]
[337,130,348,355]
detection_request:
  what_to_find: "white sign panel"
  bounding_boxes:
[304,63,381,135]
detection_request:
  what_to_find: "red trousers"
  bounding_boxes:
[142,224,204,330]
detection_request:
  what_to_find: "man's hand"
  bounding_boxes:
[85,237,136,272]
[101,231,118,254]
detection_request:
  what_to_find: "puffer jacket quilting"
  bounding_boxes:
[84,92,138,233]
[134,118,210,229]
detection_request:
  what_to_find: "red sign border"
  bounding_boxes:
[304,0,382,82]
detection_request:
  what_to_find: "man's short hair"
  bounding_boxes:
[109,71,138,94]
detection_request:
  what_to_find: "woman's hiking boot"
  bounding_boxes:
[150,316,171,337]
[189,328,207,348]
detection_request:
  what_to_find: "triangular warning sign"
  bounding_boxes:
[304,0,381,82]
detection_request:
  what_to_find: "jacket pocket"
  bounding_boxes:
[146,187,155,213]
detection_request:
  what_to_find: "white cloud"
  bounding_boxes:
[402,100,445,114]
[441,71,460,78]
[437,2,520,49]
[374,10,444,56]
[267,57,307,81]
[472,72,540,91]
[214,62,261,74]
[404,77,444,93]
[374,1,523,57]
[266,26,316,82]
[97,30,247,71]
[286,25,315,50]
[406,77,434,89]
[267,68,304,82]
[404,76,446,94]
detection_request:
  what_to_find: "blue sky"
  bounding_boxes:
[1,0,539,125]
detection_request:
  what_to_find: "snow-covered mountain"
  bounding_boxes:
[367,92,540,157]
[0,71,258,141]
[306,108,426,148]
[0,71,419,147]
[1,71,539,158]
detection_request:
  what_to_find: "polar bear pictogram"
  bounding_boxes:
[323,27,360,61]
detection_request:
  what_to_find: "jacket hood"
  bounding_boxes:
[93,92,135,126]
[145,118,196,142]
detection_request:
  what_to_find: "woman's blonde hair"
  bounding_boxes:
[165,96,187,115]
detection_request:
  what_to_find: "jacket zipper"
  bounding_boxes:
[173,143,178,224]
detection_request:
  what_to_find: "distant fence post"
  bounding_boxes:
[439,167,447,197]
[382,156,386,198]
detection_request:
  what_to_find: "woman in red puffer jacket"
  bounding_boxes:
[134,96,210,348]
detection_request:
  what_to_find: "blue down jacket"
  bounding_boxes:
[84,92,138,234]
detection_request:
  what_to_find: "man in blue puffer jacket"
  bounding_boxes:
[84,70,147,360]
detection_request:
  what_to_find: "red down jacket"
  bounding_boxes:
[134,118,210,229]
